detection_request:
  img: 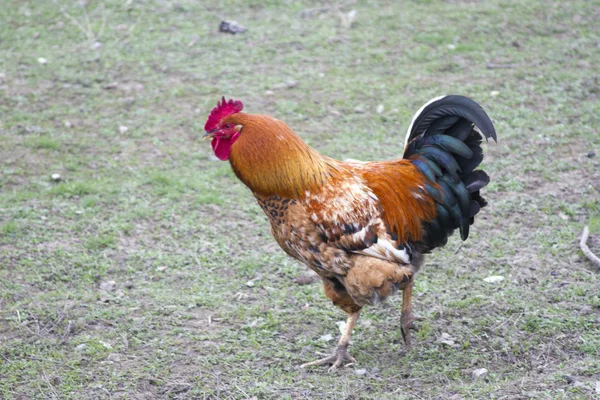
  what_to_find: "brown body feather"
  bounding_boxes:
[358,161,437,242]
[223,112,435,311]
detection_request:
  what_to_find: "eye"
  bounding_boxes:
[224,124,232,129]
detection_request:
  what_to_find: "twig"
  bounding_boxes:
[193,242,202,269]
[486,62,541,69]
[234,382,250,399]
[492,313,515,331]
[298,0,356,18]
[580,226,600,268]
[212,369,221,399]
[163,381,192,397]
[41,369,60,399]
[27,356,77,371]
[53,0,96,44]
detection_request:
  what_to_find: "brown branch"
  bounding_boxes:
[486,62,541,69]
[298,0,356,18]
[580,226,600,268]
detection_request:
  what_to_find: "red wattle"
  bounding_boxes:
[211,137,230,160]
[211,132,240,161]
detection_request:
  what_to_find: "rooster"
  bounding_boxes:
[203,95,496,371]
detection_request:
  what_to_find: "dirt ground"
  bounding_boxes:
[1,0,599,399]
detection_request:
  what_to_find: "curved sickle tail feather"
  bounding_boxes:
[403,95,497,252]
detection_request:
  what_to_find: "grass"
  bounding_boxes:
[1,0,599,398]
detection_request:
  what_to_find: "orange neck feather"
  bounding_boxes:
[224,113,336,198]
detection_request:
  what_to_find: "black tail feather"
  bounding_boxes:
[403,95,496,252]
[463,170,490,192]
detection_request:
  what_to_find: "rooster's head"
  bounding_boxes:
[203,97,244,160]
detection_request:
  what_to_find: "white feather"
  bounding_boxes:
[403,95,447,150]
[356,238,410,264]
[352,228,367,242]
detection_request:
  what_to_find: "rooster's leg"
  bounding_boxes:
[300,310,360,372]
[401,281,415,351]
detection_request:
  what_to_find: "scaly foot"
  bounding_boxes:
[401,282,415,352]
[401,310,415,352]
[300,344,356,372]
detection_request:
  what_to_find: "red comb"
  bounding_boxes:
[204,97,244,131]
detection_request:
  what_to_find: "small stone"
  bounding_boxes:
[51,173,61,182]
[92,41,103,49]
[438,332,456,347]
[558,212,569,221]
[579,305,593,315]
[107,353,121,362]
[219,20,247,34]
[156,266,167,272]
[319,333,333,342]
[376,104,384,114]
[75,343,88,351]
[264,90,274,96]
[37,57,48,64]
[447,44,456,50]
[99,340,112,349]
[246,280,254,287]
[99,280,116,291]
[490,91,500,97]
[187,35,200,47]
[64,120,72,128]
[75,210,83,215]
[118,125,128,134]
[355,368,368,376]
[103,82,119,90]
[587,151,596,158]
[271,80,298,90]
[595,381,600,395]
[340,10,357,29]
[295,275,316,285]
[483,275,504,283]
[353,106,364,114]
[471,368,488,380]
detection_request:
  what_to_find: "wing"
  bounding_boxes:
[302,167,417,265]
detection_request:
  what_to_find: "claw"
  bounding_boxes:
[301,345,356,372]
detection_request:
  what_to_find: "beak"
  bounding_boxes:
[203,129,217,140]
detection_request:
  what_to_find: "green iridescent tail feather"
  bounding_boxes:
[403,96,497,252]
